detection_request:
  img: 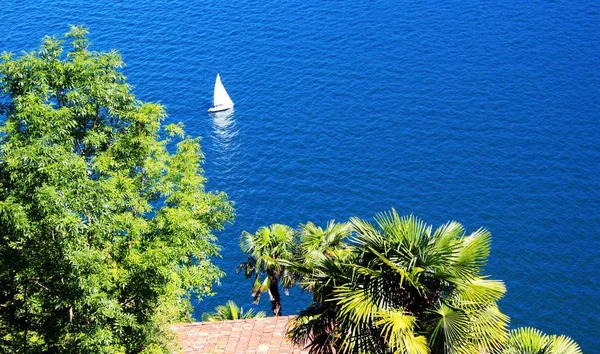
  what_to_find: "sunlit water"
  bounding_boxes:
[1,1,598,351]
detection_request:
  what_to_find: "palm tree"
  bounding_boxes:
[201,300,266,322]
[501,327,582,354]
[238,223,297,316]
[278,221,353,302]
[287,209,509,354]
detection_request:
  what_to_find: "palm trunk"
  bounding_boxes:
[268,275,282,316]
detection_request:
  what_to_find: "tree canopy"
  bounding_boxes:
[238,223,297,316]
[0,26,233,353]
[286,210,508,354]
[241,211,582,354]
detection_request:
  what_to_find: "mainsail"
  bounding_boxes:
[209,74,234,112]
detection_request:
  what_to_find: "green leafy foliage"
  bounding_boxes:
[286,210,509,354]
[0,26,233,353]
[501,327,582,354]
[281,212,583,354]
[237,224,297,316]
[201,300,266,322]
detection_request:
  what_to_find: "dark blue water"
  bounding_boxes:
[1,1,598,351]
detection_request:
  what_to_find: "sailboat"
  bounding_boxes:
[208,74,234,112]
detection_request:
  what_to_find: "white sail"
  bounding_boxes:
[209,74,234,112]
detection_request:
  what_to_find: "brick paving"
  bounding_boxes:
[172,316,309,354]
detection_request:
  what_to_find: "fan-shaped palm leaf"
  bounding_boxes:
[469,303,509,352]
[301,221,351,253]
[375,310,429,354]
[201,300,266,321]
[502,327,582,354]
[547,334,583,354]
[333,284,379,324]
[503,327,548,354]
[450,277,506,307]
[452,228,492,280]
[428,303,474,354]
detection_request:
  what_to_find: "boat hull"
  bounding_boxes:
[208,104,234,113]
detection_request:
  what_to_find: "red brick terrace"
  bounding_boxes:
[172,316,309,354]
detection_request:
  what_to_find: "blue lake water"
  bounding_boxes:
[1,0,598,351]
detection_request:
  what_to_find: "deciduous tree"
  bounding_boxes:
[0,26,233,353]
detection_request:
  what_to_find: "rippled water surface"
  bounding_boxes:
[1,1,598,351]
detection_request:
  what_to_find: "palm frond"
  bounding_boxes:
[367,245,423,291]
[372,208,403,240]
[259,276,270,293]
[547,334,582,354]
[228,300,240,319]
[332,284,379,324]
[239,229,258,253]
[504,327,547,354]
[468,303,509,352]
[304,249,328,266]
[281,266,299,290]
[433,220,465,249]
[243,307,267,319]
[375,309,429,354]
[250,275,267,303]
[503,327,583,354]
[349,216,382,247]
[287,304,339,354]
[201,300,266,321]
[398,213,433,250]
[428,303,474,354]
[452,228,491,280]
[236,257,257,278]
[450,277,506,307]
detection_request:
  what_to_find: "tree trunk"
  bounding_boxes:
[268,275,282,316]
